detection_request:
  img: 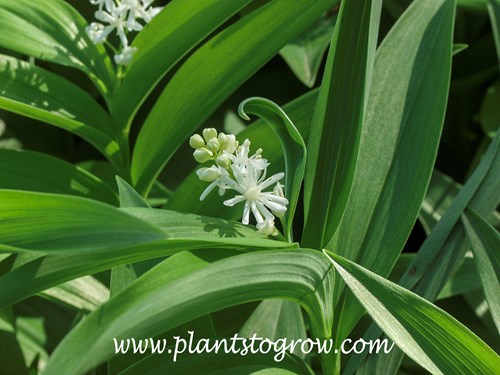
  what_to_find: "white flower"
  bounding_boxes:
[114,46,137,65]
[192,128,288,236]
[86,0,163,66]
[223,164,288,229]
[95,5,130,46]
[230,139,268,173]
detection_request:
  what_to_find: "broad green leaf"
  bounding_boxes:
[280,14,337,87]
[324,251,500,375]
[0,0,114,92]
[462,208,500,331]
[302,0,382,249]
[166,90,319,218]
[0,55,123,169]
[239,299,307,359]
[121,352,314,375]
[238,97,306,241]
[0,149,118,205]
[328,0,456,339]
[114,0,253,126]
[487,0,500,66]
[43,250,334,375]
[131,0,338,195]
[40,276,109,312]
[0,190,164,253]
[0,202,291,307]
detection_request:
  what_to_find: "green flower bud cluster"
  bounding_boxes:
[189,128,238,168]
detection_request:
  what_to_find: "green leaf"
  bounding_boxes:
[349,131,500,374]
[238,97,306,241]
[40,276,109,312]
[114,0,253,126]
[0,0,114,93]
[324,251,500,375]
[0,190,164,253]
[487,0,500,66]
[0,307,28,375]
[0,149,118,205]
[328,0,456,339]
[0,199,291,307]
[116,176,150,208]
[0,55,123,169]
[419,170,462,234]
[121,352,314,375]
[43,250,334,375]
[131,0,338,195]
[302,0,382,249]
[462,208,500,331]
[239,299,307,359]
[166,90,319,218]
[280,14,337,87]
[479,80,500,137]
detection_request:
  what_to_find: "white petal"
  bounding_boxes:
[255,201,275,221]
[200,180,218,201]
[223,195,245,207]
[242,201,251,224]
[259,172,284,190]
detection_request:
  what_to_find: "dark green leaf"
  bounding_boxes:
[302,0,382,249]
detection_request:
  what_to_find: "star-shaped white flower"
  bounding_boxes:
[223,164,288,229]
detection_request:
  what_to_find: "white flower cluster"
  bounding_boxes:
[190,128,289,236]
[86,0,162,65]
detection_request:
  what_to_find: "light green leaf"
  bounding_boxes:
[238,97,306,241]
[0,198,291,307]
[0,0,114,93]
[114,0,253,126]
[40,276,109,312]
[280,14,337,87]
[131,0,338,195]
[0,149,118,205]
[462,207,500,331]
[116,176,150,208]
[324,251,500,375]
[239,299,307,359]
[302,0,382,249]
[43,250,334,375]
[0,55,123,169]
[328,0,456,339]
[0,190,164,253]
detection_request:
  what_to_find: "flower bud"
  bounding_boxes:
[221,134,238,154]
[189,134,205,149]
[216,154,231,169]
[193,148,213,163]
[202,128,218,143]
[206,137,220,154]
[196,166,220,182]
